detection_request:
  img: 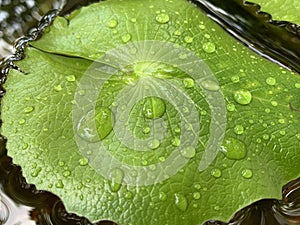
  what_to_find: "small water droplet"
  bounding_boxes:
[234,125,244,135]
[125,192,133,199]
[265,108,271,113]
[266,77,276,86]
[194,183,201,190]
[19,118,26,125]
[31,167,42,177]
[220,137,247,160]
[279,130,286,136]
[54,84,62,91]
[122,33,132,43]
[109,168,124,192]
[193,192,201,200]
[278,118,285,124]
[181,146,196,159]
[234,89,252,105]
[271,101,278,107]
[24,106,34,113]
[172,137,180,147]
[130,18,137,23]
[184,36,193,43]
[174,193,188,212]
[295,83,300,89]
[66,75,76,82]
[201,79,220,91]
[227,103,236,112]
[263,134,270,140]
[174,30,182,36]
[242,169,253,179]
[143,126,150,134]
[79,157,89,166]
[142,97,166,119]
[159,192,167,201]
[202,42,216,53]
[64,170,71,177]
[231,75,240,83]
[183,78,194,88]
[155,13,170,24]
[211,168,222,178]
[55,179,64,188]
[108,19,118,28]
[148,139,160,150]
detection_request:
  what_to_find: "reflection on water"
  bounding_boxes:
[0,0,300,224]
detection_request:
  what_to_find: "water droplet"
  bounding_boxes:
[155,13,170,24]
[211,168,222,178]
[64,170,71,177]
[159,192,167,201]
[183,78,194,88]
[19,118,26,125]
[143,126,150,134]
[55,179,64,188]
[242,169,253,179]
[125,192,133,199]
[194,183,201,190]
[108,19,118,28]
[130,18,137,23]
[0,200,9,223]
[54,84,62,91]
[181,146,196,159]
[66,75,76,82]
[278,118,285,124]
[172,137,180,147]
[31,167,42,177]
[271,101,278,107]
[174,30,182,36]
[234,125,244,135]
[279,130,286,136]
[295,83,300,89]
[231,75,240,83]
[266,77,276,86]
[220,137,247,160]
[201,79,220,91]
[122,33,132,43]
[296,134,300,140]
[227,103,236,112]
[193,192,201,200]
[148,139,160,150]
[174,193,188,212]
[142,97,166,119]
[184,36,193,44]
[263,134,270,140]
[202,42,216,53]
[109,168,124,192]
[79,157,89,166]
[265,108,271,113]
[234,89,252,105]
[24,106,34,113]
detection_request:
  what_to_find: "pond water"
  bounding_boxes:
[0,0,300,224]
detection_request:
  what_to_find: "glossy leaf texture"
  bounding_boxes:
[1,0,300,224]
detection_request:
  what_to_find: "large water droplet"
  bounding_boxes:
[242,169,253,179]
[180,146,196,159]
[109,168,124,192]
[233,89,252,105]
[220,137,247,160]
[202,42,216,53]
[174,193,188,212]
[142,97,166,119]
[155,13,170,24]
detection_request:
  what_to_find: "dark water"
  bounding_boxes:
[0,0,300,225]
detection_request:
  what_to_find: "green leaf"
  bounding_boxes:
[250,0,300,24]
[1,0,300,224]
